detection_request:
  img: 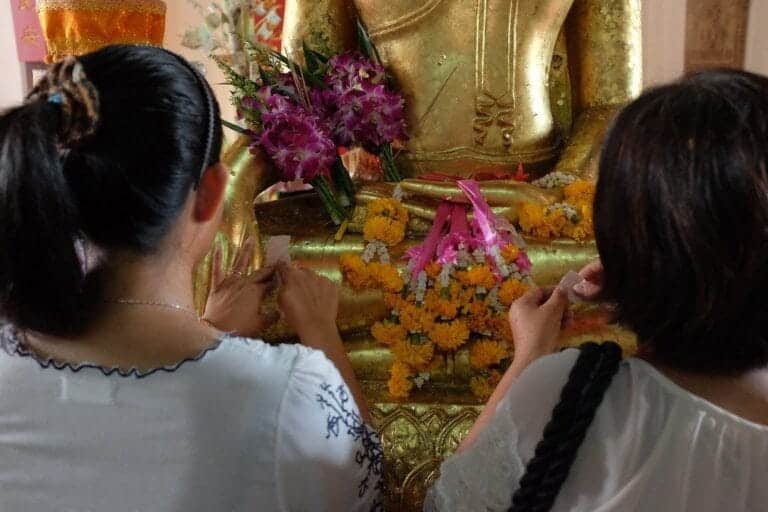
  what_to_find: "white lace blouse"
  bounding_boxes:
[0,324,383,512]
[426,349,768,511]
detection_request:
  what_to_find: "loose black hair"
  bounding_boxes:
[0,45,223,336]
[595,69,768,373]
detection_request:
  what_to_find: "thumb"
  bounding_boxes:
[515,286,547,306]
[542,285,569,314]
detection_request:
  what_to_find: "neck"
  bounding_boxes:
[102,249,197,311]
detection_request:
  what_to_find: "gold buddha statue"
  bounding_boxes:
[201,1,641,508]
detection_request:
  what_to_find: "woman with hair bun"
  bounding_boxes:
[0,45,381,512]
[427,69,768,511]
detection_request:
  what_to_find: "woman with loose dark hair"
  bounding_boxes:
[427,69,768,511]
[0,45,381,511]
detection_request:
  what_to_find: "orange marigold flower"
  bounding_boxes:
[469,340,509,369]
[501,244,520,263]
[388,361,414,399]
[363,215,407,246]
[428,319,470,351]
[371,321,407,346]
[544,208,568,235]
[369,262,404,293]
[518,203,546,235]
[399,303,434,333]
[424,289,460,320]
[425,261,442,279]
[498,279,528,306]
[391,338,435,370]
[492,314,515,344]
[470,370,502,399]
[464,297,494,333]
[383,292,402,309]
[457,265,496,289]
[369,198,409,223]
[340,252,373,289]
[563,179,596,205]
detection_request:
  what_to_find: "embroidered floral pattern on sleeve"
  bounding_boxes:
[317,382,385,511]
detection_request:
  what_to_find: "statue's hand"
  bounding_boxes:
[355,179,562,226]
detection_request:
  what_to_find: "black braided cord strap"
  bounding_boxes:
[509,341,623,512]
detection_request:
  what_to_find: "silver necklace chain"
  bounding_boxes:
[104,298,199,319]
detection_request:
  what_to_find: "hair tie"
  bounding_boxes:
[26,56,100,147]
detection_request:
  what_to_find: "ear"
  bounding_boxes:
[194,163,229,222]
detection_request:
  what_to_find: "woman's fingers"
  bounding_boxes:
[210,244,224,291]
[232,236,255,275]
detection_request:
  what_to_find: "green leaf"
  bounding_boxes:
[221,119,249,135]
[356,18,382,65]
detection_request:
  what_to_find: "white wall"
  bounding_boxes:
[641,0,687,88]
[746,0,768,76]
[0,0,26,110]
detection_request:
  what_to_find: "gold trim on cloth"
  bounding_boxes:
[37,0,166,62]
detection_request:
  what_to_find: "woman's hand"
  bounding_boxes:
[573,258,604,301]
[202,238,278,337]
[276,264,341,351]
[509,286,570,366]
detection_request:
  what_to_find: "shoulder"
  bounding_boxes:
[207,335,331,377]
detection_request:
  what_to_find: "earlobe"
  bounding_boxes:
[194,163,228,222]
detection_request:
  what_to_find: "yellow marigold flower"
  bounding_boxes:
[369,198,409,223]
[498,279,528,306]
[428,319,470,351]
[470,370,502,399]
[371,321,407,346]
[563,222,593,241]
[518,203,546,235]
[363,215,407,246]
[457,265,496,289]
[399,303,433,333]
[469,340,509,369]
[501,244,520,263]
[388,361,414,399]
[544,208,568,234]
[391,338,435,370]
[369,262,404,293]
[340,253,373,289]
[563,179,596,205]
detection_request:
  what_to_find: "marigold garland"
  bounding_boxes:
[388,361,414,399]
[469,340,509,369]
[341,192,535,399]
[428,319,471,351]
[469,370,502,400]
[518,178,595,241]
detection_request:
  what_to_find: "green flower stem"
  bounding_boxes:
[221,119,249,135]
[311,175,346,225]
[331,158,356,208]
[380,144,403,182]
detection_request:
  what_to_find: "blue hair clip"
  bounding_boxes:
[48,92,63,105]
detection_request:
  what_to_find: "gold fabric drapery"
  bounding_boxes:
[37,0,166,63]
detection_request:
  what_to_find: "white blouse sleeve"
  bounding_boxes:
[425,349,580,512]
[275,347,383,512]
